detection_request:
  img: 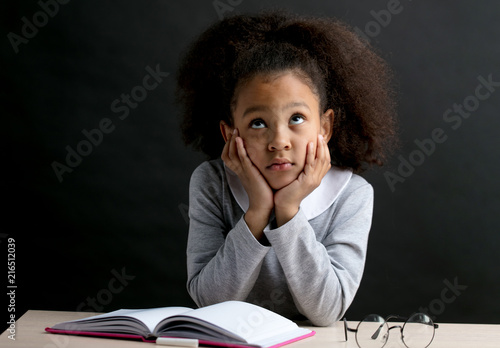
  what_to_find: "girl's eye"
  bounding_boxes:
[290,115,305,125]
[250,119,266,129]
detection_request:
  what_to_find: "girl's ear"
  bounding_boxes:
[220,120,234,143]
[320,109,334,142]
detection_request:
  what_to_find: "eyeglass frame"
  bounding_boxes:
[342,313,439,348]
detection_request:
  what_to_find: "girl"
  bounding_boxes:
[176,11,397,326]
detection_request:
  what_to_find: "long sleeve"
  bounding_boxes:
[186,162,270,307]
[185,160,373,326]
[264,182,373,326]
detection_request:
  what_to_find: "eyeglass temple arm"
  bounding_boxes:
[342,318,357,342]
[371,315,407,339]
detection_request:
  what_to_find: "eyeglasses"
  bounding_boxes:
[343,313,439,348]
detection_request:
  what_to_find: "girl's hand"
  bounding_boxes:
[274,134,331,227]
[221,129,274,239]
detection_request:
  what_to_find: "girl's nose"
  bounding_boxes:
[268,129,291,151]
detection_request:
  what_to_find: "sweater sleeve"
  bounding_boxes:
[264,182,373,326]
[186,162,270,307]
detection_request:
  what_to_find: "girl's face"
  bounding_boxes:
[224,71,334,190]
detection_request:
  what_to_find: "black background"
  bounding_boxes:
[3,0,500,332]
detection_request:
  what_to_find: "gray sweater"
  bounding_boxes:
[186,159,373,326]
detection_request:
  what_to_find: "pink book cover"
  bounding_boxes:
[45,327,316,348]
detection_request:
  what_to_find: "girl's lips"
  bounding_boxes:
[267,163,293,171]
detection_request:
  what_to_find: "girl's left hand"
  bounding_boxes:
[274,134,331,226]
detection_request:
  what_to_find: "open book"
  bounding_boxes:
[45,301,314,348]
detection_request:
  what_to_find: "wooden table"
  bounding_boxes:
[1,310,499,347]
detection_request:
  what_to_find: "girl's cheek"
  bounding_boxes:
[244,143,258,161]
[242,140,264,163]
[242,134,265,152]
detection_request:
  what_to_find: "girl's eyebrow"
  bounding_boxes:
[242,102,311,117]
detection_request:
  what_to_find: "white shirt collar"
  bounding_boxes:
[224,164,352,220]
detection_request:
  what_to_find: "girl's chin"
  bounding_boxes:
[262,165,303,190]
[267,176,297,191]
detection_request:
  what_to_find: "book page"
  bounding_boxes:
[160,301,299,343]
[53,307,193,334]
[116,307,193,333]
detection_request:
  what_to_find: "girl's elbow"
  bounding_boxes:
[306,295,345,326]
[309,311,340,327]
[186,278,204,307]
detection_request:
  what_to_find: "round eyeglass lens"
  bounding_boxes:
[356,314,389,348]
[401,313,435,348]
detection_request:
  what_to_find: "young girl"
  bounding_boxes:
[176,11,397,326]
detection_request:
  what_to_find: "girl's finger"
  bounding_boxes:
[303,141,315,175]
[320,134,331,162]
[236,137,246,159]
[236,136,256,172]
[310,135,329,178]
[319,135,331,173]
[316,135,324,161]
[324,138,331,166]
[227,129,239,162]
[221,130,232,160]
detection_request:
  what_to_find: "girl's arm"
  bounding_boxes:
[264,179,373,326]
[186,162,271,307]
[221,128,274,241]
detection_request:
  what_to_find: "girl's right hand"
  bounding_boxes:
[221,129,274,240]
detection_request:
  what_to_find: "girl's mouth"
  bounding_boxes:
[267,159,293,171]
[268,163,293,171]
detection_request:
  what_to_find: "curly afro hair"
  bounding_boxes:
[176,11,398,173]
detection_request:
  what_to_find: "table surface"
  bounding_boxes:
[1,310,499,348]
